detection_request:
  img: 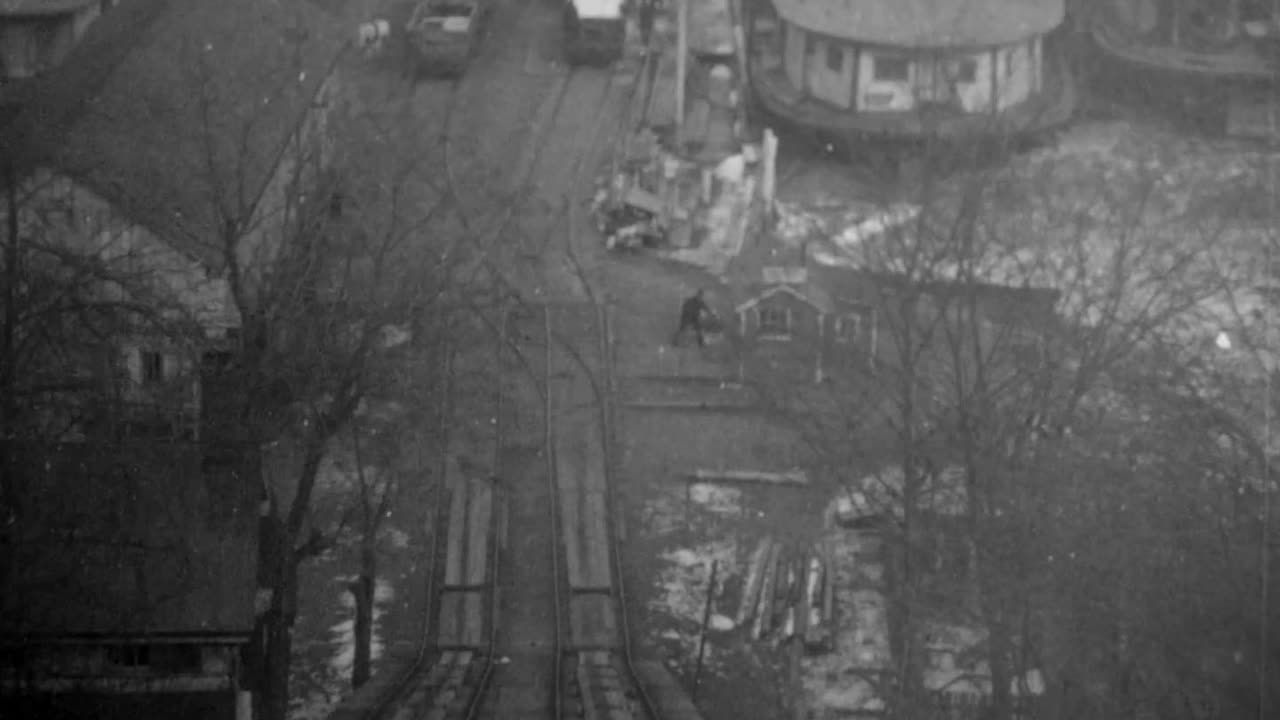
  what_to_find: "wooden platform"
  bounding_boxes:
[438,477,495,648]
[569,593,619,650]
[631,661,705,720]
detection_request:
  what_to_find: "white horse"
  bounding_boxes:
[357,19,391,57]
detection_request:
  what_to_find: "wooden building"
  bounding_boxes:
[0,0,348,717]
[746,0,1077,146]
[0,444,259,720]
[1086,0,1280,138]
[727,250,1058,388]
[0,0,110,81]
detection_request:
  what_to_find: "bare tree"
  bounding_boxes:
[760,125,1276,719]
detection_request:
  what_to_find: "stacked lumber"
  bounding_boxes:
[737,536,834,653]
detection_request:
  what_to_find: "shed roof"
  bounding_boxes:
[9,0,348,269]
[1,443,259,637]
[731,259,1058,327]
[770,0,1064,48]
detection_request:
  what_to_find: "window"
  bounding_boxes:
[141,351,164,384]
[826,43,843,72]
[758,306,791,338]
[834,314,861,342]
[872,55,910,82]
[106,644,151,668]
[949,57,977,84]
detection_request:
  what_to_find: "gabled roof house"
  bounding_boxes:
[725,242,1059,386]
[0,0,348,717]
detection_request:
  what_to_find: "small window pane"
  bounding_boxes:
[951,58,977,84]
[141,351,164,383]
[826,43,843,72]
[873,55,909,82]
[835,315,860,342]
[759,307,790,336]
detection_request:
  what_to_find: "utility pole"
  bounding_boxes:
[675,0,688,149]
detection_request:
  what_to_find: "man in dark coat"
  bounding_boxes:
[672,289,711,347]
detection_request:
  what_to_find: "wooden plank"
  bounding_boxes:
[462,591,484,647]
[559,442,585,589]
[736,537,772,626]
[821,536,835,627]
[631,661,705,720]
[583,488,612,589]
[436,591,462,646]
[579,659,602,720]
[444,483,469,586]
[570,593,618,649]
[753,541,780,640]
[465,480,492,587]
[689,468,808,485]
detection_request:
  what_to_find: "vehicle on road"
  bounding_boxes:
[562,0,625,65]
[406,0,485,77]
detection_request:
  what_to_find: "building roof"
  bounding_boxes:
[8,0,348,269]
[770,0,1064,48]
[1,443,259,637]
[731,257,1058,327]
[0,0,95,17]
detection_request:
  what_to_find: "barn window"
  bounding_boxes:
[872,54,910,82]
[758,306,791,338]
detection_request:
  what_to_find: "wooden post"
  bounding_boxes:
[693,559,719,696]
[789,632,805,720]
[684,480,692,534]
[675,0,688,148]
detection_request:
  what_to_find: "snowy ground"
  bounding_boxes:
[620,404,825,720]
[801,527,891,715]
[288,451,438,720]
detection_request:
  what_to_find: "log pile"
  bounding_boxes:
[735,536,833,653]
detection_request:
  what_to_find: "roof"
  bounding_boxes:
[1,443,259,637]
[770,0,1064,48]
[731,258,1058,327]
[10,0,349,269]
[0,0,94,17]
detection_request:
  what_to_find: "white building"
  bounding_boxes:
[748,0,1076,142]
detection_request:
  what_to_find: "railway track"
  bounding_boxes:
[347,15,692,716]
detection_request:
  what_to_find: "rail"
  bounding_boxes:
[347,27,667,718]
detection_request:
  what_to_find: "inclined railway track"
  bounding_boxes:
[356,23,671,718]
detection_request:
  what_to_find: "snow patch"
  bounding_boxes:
[803,529,892,713]
[328,577,394,676]
[708,613,736,631]
[688,482,742,514]
[383,526,412,549]
[649,539,739,673]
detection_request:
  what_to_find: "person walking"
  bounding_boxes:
[672,289,711,347]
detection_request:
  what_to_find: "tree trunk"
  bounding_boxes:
[261,556,298,720]
[350,543,376,689]
[985,606,1014,720]
[255,504,299,720]
[1,161,21,518]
